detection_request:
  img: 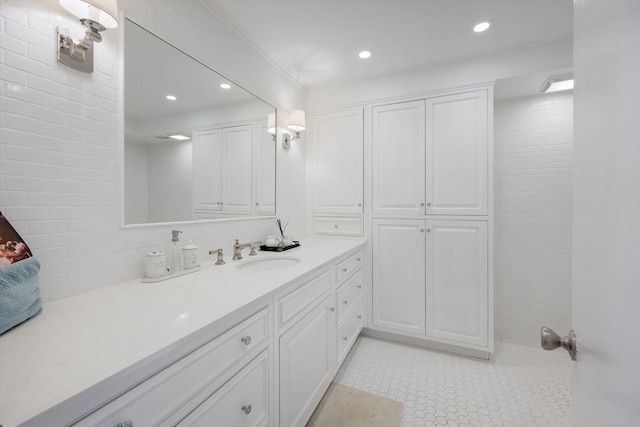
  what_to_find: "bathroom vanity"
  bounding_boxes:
[0,238,365,427]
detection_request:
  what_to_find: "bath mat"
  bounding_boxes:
[306,382,404,427]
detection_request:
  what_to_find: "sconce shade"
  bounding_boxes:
[267,112,276,134]
[288,109,306,132]
[59,0,119,28]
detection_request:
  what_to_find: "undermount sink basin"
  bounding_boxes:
[237,256,301,272]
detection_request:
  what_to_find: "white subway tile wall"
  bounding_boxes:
[494,93,574,347]
[0,1,305,302]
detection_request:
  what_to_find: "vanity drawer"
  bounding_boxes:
[336,270,363,324]
[336,250,363,284]
[74,308,269,427]
[177,351,269,426]
[278,268,332,328]
[337,300,363,364]
[312,217,364,237]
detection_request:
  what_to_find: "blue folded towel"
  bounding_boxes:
[0,257,42,335]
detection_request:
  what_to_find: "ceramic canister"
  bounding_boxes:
[182,241,199,269]
[145,251,167,278]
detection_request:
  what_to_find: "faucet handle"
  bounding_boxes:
[249,242,259,256]
[209,248,226,265]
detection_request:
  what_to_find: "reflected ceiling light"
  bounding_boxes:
[168,133,191,141]
[166,95,177,101]
[540,75,574,93]
[359,50,372,59]
[473,21,491,32]
[57,0,119,72]
[220,83,231,89]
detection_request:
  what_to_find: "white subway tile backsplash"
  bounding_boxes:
[494,93,573,347]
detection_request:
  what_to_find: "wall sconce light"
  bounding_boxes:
[57,0,119,73]
[267,109,306,149]
[540,75,574,93]
[282,109,306,150]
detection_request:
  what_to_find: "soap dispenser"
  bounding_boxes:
[170,230,183,273]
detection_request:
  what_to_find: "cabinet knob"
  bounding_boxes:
[342,267,348,273]
[427,228,432,232]
[334,224,339,229]
[427,202,432,207]
[342,336,348,341]
[358,203,362,207]
[241,335,252,346]
[329,307,335,312]
[116,422,133,427]
[420,202,425,207]
[420,228,425,233]
[357,315,362,319]
[241,404,252,415]
[342,300,348,304]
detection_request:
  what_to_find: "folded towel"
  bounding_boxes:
[0,256,42,335]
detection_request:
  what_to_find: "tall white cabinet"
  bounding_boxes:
[369,88,493,354]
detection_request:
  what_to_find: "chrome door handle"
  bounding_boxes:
[540,327,577,361]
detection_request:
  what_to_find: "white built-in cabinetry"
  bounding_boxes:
[309,87,493,355]
[309,108,365,236]
[193,120,274,219]
[370,89,492,354]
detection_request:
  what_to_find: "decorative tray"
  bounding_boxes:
[260,241,301,252]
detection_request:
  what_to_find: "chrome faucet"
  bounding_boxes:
[233,239,258,260]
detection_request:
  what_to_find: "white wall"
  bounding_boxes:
[494,92,574,347]
[0,0,306,301]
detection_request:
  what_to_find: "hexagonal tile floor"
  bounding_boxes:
[335,337,572,427]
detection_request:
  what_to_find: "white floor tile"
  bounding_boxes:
[335,337,572,427]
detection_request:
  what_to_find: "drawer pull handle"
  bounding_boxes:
[241,335,252,346]
[117,422,133,427]
[342,268,348,273]
[241,404,252,415]
[342,336,348,341]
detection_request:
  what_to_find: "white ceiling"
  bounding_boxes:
[210,0,574,90]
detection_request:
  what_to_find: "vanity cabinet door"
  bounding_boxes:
[425,90,488,216]
[193,128,223,212]
[425,220,488,347]
[371,219,426,335]
[310,108,364,215]
[279,295,334,427]
[222,125,253,214]
[176,351,269,427]
[372,100,426,217]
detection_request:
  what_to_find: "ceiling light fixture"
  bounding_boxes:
[168,133,191,141]
[166,95,177,101]
[473,21,491,32]
[57,0,119,72]
[359,50,372,59]
[220,83,231,89]
[540,75,574,93]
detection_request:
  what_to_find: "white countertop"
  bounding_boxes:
[0,238,365,427]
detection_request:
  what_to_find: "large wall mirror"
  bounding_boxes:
[123,19,276,226]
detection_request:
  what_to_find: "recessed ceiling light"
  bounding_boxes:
[359,50,372,59]
[166,95,177,100]
[220,83,231,89]
[473,21,491,32]
[168,133,191,141]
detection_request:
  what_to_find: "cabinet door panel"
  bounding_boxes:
[372,219,426,335]
[310,108,364,214]
[372,100,426,216]
[426,220,488,346]
[223,125,253,213]
[279,296,334,427]
[426,91,488,215]
[193,128,223,211]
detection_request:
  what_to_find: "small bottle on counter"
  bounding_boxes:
[170,230,183,273]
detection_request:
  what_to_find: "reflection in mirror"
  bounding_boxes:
[123,19,276,226]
